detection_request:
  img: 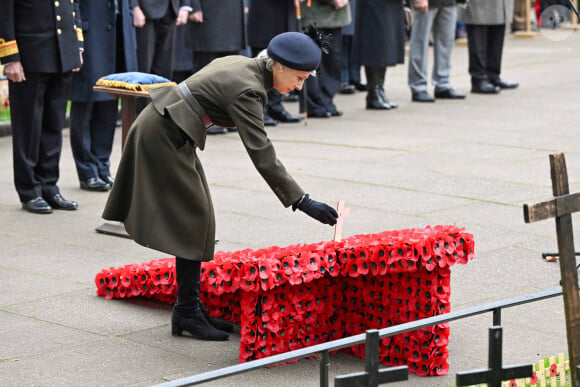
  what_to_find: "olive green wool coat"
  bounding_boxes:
[102,56,305,261]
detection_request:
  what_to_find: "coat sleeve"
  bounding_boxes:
[0,0,20,65]
[227,90,305,207]
[191,0,202,12]
[74,0,84,51]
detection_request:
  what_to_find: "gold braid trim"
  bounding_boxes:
[0,38,19,59]
[95,78,176,91]
[76,27,84,42]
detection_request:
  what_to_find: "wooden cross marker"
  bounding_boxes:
[333,200,350,242]
[456,326,533,387]
[523,152,580,386]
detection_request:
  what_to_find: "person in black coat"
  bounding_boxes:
[355,0,406,110]
[185,0,247,134]
[247,0,303,125]
[0,0,83,214]
[133,0,191,80]
[69,0,139,192]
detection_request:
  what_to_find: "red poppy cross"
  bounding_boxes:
[333,200,350,242]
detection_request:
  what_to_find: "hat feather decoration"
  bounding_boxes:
[302,24,333,55]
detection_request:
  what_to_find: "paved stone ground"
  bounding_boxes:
[1,32,579,387]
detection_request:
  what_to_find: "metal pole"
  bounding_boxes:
[492,307,501,326]
[365,330,380,387]
[320,350,329,387]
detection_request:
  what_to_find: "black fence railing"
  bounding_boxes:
[153,287,563,387]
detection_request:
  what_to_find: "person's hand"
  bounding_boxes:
[414,0,428,12]
[189,11,203,23]
[133,6,146,27]
[4,61,26,82]
[334,0,349,9]
[295,194,339,226]
[73,50,83,72]
[176,8,189,25]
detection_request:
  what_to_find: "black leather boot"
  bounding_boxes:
[376,67,398,109]
[365,67,390,110]
[197,291,234,333]
[172,258,229,341]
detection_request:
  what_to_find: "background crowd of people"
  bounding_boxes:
[0,0,566,213]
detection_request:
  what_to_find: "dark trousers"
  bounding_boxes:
[70,100,118,181]
[466,24,506,84]
[9,72,72,202]
[136,5,177,80]
[305,27,342,115]
[341,35,361,84]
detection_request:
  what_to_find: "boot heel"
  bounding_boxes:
[171,323,183,337]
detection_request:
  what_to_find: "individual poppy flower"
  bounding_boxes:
[222,278,238,293]
[413,361,431,377]
[341,259,360,278]
[431,358,449,376]
[203,262,220,286]
[217,260,236,282]
[356,257,369,275]
[530,371,538,384]
[509,380,517,387]
[550,363,558,377]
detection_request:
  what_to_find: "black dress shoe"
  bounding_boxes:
[492,79,519,89]
[45,193,78,210]
[281,90,299,102]
[263,112,278,126]
[226,127,238,132]
[268,109,302,123]
[307,110,331,118]
[329,109,343,117]
[471,80,500,94]
[434,88,466,99]
[80,177,111,191]
[22,197,52,214]
[351,81,367,91]
[412,90,436,103]
[339,82,356,94]
[101,175,114,186]
[207,126,228,135]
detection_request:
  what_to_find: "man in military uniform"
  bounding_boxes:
[0,0,84,214]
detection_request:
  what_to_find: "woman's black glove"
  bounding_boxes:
[293,194,339,226]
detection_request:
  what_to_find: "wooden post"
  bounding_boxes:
[549,153,580,386]
[523,153,580,386]
[513,0,542,38]
[333,200,350,242]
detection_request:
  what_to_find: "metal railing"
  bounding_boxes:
[153,287,563,387]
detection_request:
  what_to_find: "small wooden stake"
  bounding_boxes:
[333,201,350,242]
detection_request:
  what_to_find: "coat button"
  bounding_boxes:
[56,15,61,21]
[57,28,62,35]
[54,1,60,6]
[107,24,113,31]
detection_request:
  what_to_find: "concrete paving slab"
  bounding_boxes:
[0,268,87,307]
[7,289,171,337]
[0,311,102,360]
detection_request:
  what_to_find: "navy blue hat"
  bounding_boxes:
[267,32,321,72]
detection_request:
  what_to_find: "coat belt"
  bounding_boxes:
[177,82,214,130]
